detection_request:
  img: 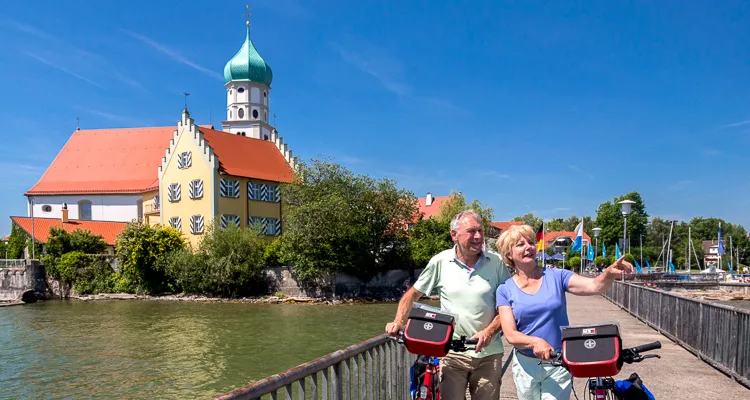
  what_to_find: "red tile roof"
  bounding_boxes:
[201,128,295,183]
[10,217,127,245]
[414,195,457,221]
[26,124,295,195]
[26,127,175,195]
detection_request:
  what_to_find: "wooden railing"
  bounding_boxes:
[603,281,750,388]
[213,335,416,400]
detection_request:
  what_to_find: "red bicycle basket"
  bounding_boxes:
[561,324,622,378]
[403,307,454,357]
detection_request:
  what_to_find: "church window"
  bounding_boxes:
[264,111,268,122]
[264,134,269,140]
[229,110,232,118]
[78,200,92,220]
[229,89,233,95]
[263,91,267,97]
[189,179,203,199]
[237,87,245,93]
[238,108,245,119]
[252,109,259,119]
[177,151,191,169]
[190,215,205,234]
[220,178,240,198]
[168,183,181,202]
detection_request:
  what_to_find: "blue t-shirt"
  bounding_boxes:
[496,268,574,358]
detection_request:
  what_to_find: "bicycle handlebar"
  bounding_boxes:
[545,341,661,366]
[628,341,661,354]
[390,331,479,352]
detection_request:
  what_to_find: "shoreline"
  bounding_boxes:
[49,293,439,304]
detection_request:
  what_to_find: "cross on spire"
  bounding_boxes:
[244,4,252,27]
[183,91,190,109]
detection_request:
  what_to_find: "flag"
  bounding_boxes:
[634,260,643,274]
[728,260,734,278]
[587,244,595,261]
[570,222,584,252]
[602,243,607,258]
[615,243,622,259]
[646,259,652,273]
[718,223,726,255]
[669,261,676,273]
[536,223,544,252]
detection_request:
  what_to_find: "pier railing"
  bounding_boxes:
[603,281,750,388]
[213,334,416,400]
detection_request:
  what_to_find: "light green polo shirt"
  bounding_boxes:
[413,247,511,358]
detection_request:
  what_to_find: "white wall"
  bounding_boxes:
[28,194,142,222]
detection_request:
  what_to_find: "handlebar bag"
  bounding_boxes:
[403,307,455,357]
[561,323,622,378]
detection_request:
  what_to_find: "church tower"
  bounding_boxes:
[221,18,274,140]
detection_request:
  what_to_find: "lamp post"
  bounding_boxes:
[30,196,35,260]
[593,227,602,266]
[617,200,636,281]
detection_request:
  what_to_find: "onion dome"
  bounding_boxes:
[223,23,273,86]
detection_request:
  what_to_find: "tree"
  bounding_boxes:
[7,224,35,259]
[594,192,648,252]
[45,227,107,257]
[281,158,417,282]
[115,223,185,294]
[407,218,452,268]
[438,191,495,232]
[513,213,542,230]
[544,218,564,232]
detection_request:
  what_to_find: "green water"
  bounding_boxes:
[0,300,401,399]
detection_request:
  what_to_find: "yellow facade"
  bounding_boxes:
[158,111,218,248]
[216,176,283,236]
[141,190,160,226]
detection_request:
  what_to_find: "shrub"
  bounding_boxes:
[115,223,185,294]
[73,257,116,294]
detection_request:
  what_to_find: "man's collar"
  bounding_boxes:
[452,245,488,267]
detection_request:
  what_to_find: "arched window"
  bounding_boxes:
[238,108,245,119]
[78,200,92,220]
[252,109,259,119]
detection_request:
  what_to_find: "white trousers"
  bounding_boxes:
[511,349,573,400]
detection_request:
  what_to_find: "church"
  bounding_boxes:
[11,19,297,248]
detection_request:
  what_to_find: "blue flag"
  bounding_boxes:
[646,259,652,273]
[718,224,726,255]
[634,260,643,274]
[602,243,607,258]
[669,261,676,273]
[587,244,595,261]
[615,243,622,259]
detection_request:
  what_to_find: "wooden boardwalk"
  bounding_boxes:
[497,294,749,400]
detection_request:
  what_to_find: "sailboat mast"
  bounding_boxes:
[688,227,692,272]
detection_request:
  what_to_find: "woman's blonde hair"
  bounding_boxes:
[496,224,537,267]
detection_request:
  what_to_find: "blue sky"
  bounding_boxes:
[1,0,750,236]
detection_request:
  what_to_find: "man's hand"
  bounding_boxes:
[470,329,492,352]
[607,256,635,276]
[385,321,403,336]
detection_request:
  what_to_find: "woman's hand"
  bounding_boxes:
[531,337,555,360]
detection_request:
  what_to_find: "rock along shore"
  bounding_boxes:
[69,293,438,305]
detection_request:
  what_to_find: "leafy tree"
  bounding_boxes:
[7,224,38,259]
[408,217,452,268]
[115,223,185,294]
[544,218,564,232]
[513,213,542,230]
[45,227,107,257]
[566,256,581,269]
[594,192,648,252]
[281,158,416,282]
[163,221,267,297]
[561,216,581,232]
[0,240,6,260]
[438,191,495,232]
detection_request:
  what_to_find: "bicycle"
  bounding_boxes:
[543,323,660,400]
[387,303,478,400]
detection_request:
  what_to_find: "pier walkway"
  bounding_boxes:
[497,293,748,399]
[216,291,749,400]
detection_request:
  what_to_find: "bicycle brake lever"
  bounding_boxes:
[642,354,660,360]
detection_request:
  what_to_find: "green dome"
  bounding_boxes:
[223,24,273,86]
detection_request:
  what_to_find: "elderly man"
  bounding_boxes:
[386,210,511,399]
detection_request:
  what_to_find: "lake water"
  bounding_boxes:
[0,300,403,399]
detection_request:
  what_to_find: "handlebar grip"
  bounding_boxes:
[465,338,479,345]
[549,350,559,359]
[630,341,661,354]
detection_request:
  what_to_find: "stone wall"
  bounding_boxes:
[264,267,423,298]
[0,261,47,301]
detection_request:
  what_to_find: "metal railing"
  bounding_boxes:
[0,259,25,268]
[603,281,750,388]
[213,334,416,400]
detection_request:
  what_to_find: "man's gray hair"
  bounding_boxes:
[450,209,483,231]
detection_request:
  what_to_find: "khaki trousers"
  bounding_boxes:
[439,352,504,400]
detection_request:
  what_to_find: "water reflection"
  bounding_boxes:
[0,300,398,399]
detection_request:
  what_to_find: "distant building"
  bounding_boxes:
[13,18,297,248]
[409,192,458,229]
[702,240,722,266]
[487,221,524,239]
[540,230,592,254]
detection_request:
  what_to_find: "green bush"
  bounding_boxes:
[162,222,267,297]
[73,257,116,294]
[262,237,285,267]
[115,223,185,294]
[567,256,581,269]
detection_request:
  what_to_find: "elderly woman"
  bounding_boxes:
[495,224,633,400]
